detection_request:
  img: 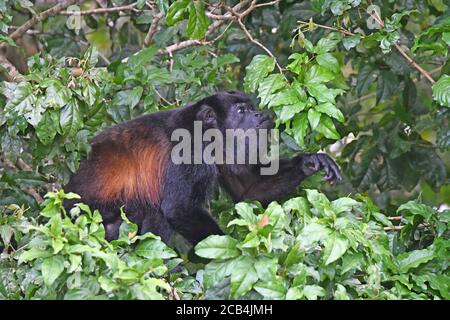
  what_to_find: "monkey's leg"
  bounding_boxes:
[162,204,223,245]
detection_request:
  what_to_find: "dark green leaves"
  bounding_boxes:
[186,1,209,39]
[432,74,450,107]
[166,0,190,26]
[166,0,209,39]
[60,101,82,136]
[243,55,276,93]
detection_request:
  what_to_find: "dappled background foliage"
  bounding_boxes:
[0,0,449,299]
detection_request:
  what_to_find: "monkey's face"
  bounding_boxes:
[218,91,273,131]
[196,91,273,132]
[196,91,274,165]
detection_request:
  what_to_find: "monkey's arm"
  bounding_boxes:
[220,153,342,206]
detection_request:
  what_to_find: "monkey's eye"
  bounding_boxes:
[237,106,245,113]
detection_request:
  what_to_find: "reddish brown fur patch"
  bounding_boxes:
[94,136,169,204]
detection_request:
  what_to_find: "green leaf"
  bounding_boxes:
[60,100,82,136]
[305,189,331,211]
[303,285,326,300]
[134,238,177,259]
[186,1,209,39]
[314,35,341,54]
[287,53,308,74]
[235,202,257,224]
[397,200,436,224]
[244,55,275,93]
[377,70,397,103]
[307,108,321,130]
[297,222,331,248]
[230,257,259,298]
[305,65,334,85]
[323,233,349,265]
[166,0,190,25]
[315,116,340,139]
[307,83,343,103]
[397,248,435,273]
[257,73,286,106]
[195,235,240,260]
[315,102,344,122]
[315,53,340,73]
[36,110,59,145]
[334,284,350,300]
[292,112,309,147]
[128,47,158,69]
[342,34,361,50]
[269,87,302,108]
[279,102,306,122]
[254,280,287,299]
[341,252,365,274]
[203,259,237,289]
[19,248,52,264]
[432,75,450,107]
[330,197,359,214]
[41,255,65,286]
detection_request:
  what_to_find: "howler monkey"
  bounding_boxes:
[64,91,342,245]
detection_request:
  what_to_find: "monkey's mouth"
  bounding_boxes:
[257,119,274,129]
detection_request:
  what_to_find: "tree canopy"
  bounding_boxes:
[0,0,449,300]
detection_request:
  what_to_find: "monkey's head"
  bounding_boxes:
[195,91,274,167]
[196,91,273,132]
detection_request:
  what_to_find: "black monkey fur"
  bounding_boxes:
[63,91,342,245]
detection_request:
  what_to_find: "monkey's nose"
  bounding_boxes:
[255,112,272,121]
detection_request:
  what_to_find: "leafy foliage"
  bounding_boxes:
[195,192,449,300]
[0,0,449,300]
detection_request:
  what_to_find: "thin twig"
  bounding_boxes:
[144,11,164,47]
[238,18,286,79]
[0,55,25,82]
[10,0,79,40]
[157,0,253,56]
[225,0,285,79]
[60,2,138,15]
[367,9,435,84]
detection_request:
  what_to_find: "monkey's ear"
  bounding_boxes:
[196,105,217,126]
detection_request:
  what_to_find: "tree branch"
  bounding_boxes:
[144,11,164,47]
[367,10,436,84]
[60,2,138,15]
[0,55,25,82]
[157,0,253,55]
[9,0,80,40]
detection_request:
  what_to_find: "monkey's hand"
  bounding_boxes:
[300,153,342,183]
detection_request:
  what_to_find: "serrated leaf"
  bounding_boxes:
[257,73,285,106]
[315,102,344,122]
[432,75,450,107]
[243,55,275,93]
[315,116,340,139]
[315,53,340,73]
[305,65,334,85]
[60,100,82,136]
